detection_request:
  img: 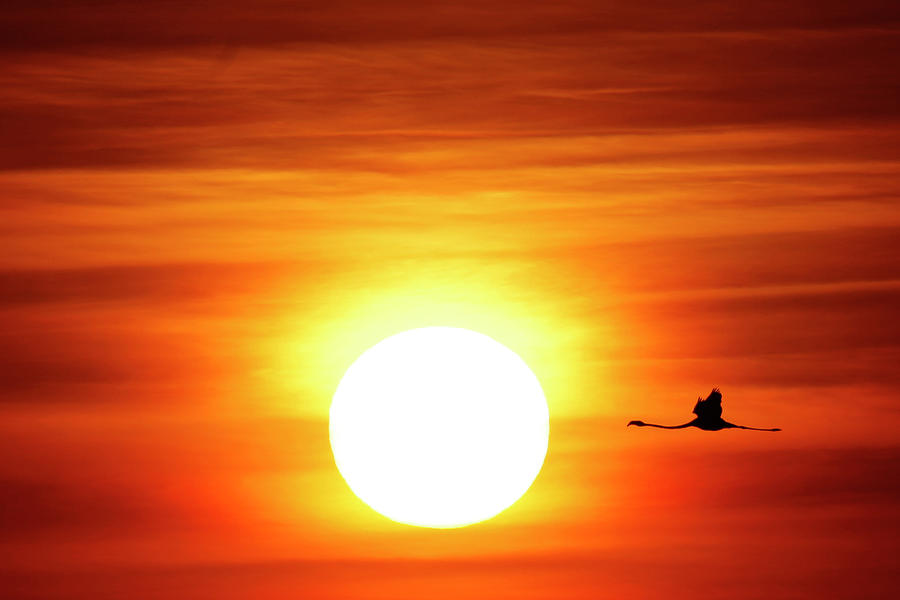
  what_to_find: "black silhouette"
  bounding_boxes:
[627,388,781,431]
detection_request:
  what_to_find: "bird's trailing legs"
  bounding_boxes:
[727,422,781,432]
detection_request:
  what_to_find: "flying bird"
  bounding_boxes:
[627,388,781,431]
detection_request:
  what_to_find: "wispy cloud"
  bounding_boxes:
[2,2,899,597]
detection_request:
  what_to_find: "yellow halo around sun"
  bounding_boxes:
[329,327,549,528]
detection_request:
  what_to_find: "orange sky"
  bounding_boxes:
[2,2,899,598]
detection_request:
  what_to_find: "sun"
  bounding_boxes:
[329,327,549,528]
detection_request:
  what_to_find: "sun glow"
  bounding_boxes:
[329,327,549,528]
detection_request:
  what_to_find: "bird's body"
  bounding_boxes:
[628,388,781,432]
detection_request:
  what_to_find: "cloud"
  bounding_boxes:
[0,4,898,595]
[0,262,288,307]
[1,23,898,170]
[0,477,163,538]
[2,1,899,53]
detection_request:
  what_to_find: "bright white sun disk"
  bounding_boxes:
[329,327,549,528]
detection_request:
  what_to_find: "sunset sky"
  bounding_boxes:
[2,1,900,598]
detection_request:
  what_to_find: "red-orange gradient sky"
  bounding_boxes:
[2,2,900,598]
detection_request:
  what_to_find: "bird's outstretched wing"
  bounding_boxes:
[692,387,723,420]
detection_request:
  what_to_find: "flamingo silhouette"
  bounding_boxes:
[627,388,781,431]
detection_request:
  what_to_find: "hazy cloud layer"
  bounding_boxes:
[2,2,899,598]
